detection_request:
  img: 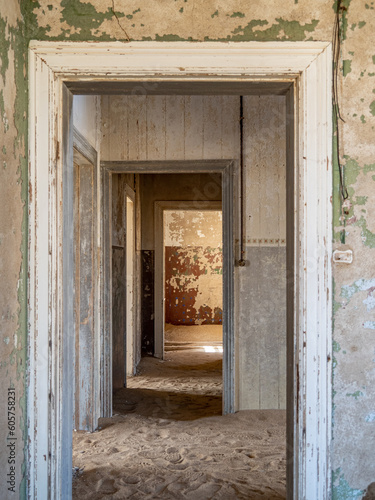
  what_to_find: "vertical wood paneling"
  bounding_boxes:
[108,96,128,161]
[73,159,97,432]
[221,96,240,158]
[260,97,278,242]
[184,96,204,159]
[100,95,110,159]
[244,96,261,245]
[166,96,185,159]
[102,95,241,162]
[203,96,222,159]
[146,96,166,160]
[127,96,147,161]
[244,96,286,246]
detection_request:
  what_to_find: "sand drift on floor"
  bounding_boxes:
[72,350,286,499]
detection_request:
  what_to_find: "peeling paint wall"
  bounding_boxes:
[164,210,223,325]
[0,1,27,498]
[0,0,373,496]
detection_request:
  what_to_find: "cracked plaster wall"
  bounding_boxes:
[0,0,374,497]
[0,1,27,498]
[164,210,223,326]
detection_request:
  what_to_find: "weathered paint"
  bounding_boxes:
[1,0,374,497]
[164,210,223,326]
[112,174,126,387]
[104,94,286,409]
[0,2,28,498]
[165,246,223,325]
[73,159,98,431]
[332,468,364,500]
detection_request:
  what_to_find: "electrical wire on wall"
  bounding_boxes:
[333,0,351,243]
[333,0,349,202]
[238,96,246,267]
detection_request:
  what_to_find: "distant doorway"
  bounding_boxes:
[154,203,223,358]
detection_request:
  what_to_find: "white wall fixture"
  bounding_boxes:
[28,41,332,500]
[333,249,353,264]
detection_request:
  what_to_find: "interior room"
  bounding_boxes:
[6,7,373,499]
[70,91,287,498]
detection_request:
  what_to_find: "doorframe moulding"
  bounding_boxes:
[28,40,332,500]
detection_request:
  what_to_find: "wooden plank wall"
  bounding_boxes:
[73,160,97,431]
[101,95,287,410]
[101,96,240,161]
[240,96,287,410]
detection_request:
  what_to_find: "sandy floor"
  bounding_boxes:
[72,349,286,499]
[165,324,223,344]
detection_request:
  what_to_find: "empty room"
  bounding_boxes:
[69,92,288,498]
[5,4,374,499]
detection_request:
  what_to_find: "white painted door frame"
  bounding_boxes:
[28,41,332,500]
[124,184,136,379]
[154,200,223,360]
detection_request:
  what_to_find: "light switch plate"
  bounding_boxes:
[333,249,353,264]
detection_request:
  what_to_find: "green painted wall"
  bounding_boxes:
[0,2,28,499]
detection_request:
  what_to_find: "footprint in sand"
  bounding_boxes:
[235,448,257,459]
[167,462,189,471]
[165,448,183,463]
[122,475,140,484]
[95,477,118,494]
[140,448,163,459]
[185,482,222,499]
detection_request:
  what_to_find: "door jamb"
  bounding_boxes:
[28,41,332,500]
[101,160,236,416]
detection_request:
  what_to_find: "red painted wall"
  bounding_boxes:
[165,245,223,325]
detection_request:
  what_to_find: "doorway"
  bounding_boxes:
[28,41,332,500]
[102,162,235,417]
[154,202,223,359]
[163,208,223,355]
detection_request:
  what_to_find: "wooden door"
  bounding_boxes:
[73,146,98,432]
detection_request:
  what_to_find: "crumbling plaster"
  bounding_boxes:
[0,0,373,497]
[0,1,27,499]
[164,210,223,325]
